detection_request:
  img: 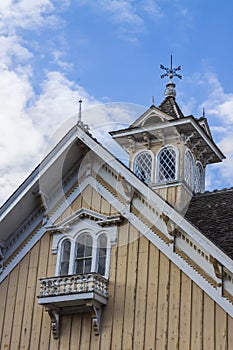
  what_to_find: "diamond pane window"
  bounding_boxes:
[158,147,177,182]
[184,150,194,189]
[194,162,204,193]
[134,152,152,183]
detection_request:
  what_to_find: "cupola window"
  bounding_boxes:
[157,147,177,182]
[194,162,204,193]
[133,151,152,183]
[184,150,194,189]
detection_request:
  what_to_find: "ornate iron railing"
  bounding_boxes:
[39,273,108,299]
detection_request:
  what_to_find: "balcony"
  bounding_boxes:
[38,273,108,338]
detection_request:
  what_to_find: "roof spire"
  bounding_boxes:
[202,107,206,118]
[76,98,90,133]
[160,55,182,98]
[152,96,155,106]
[78,98,82,123]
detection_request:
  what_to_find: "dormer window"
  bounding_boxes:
[60,239,71,276]
[157,147,177,182]
[57,233,108,278]
[194,161,204,193]
[97,235,107,276]
[133,151,152,184]
[38,210,121,339]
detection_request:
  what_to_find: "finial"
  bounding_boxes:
[76,98,90,134]
[78,98,82,123]
[202,107,205,118]
[152,96,155,106]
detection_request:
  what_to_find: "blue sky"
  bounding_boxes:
[1,0,233,205]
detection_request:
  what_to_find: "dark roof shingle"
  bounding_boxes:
[185,188,233,259]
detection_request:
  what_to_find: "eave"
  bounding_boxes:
[110,116,225,163]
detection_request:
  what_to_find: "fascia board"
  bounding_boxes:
[0,126,78,222]
[111,118,225,160]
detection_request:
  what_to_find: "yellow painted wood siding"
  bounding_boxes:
[1,188,233,350]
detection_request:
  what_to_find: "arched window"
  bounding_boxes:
[59,239,71,276]
[194,162,204,193]
[97,236,107,276]
[133,152,152,183]
[157,147,177,182]
[75,234,93,274]
[184,150,194,189]
[56,231,111,278]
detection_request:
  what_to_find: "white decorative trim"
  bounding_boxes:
[0,126,231,318]
[111,117,224,161]
[52,217,117,279]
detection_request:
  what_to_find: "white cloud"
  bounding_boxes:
[197,72,233,190]
[78,0,143,25]
[141,0,163,18]
[0,0,57,33]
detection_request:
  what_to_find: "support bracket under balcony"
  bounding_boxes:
[45,306,60,339]
[91,305,101,335]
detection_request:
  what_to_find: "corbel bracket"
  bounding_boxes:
[190,139,202,151]
[184,132,196,145]
[92,305,101,335]
[158,130,165,146]
[197,147,208,159]
[45,307,60,339]
[128,136,136,152]
[143,132,151,149]
[204,154,214,166]
[210,256,223,281]
[118,174,135,204]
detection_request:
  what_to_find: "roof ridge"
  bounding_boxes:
[195,187,233,197]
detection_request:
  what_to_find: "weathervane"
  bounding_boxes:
[160,55,182,81]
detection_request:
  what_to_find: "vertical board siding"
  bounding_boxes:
[122,225,139,350]
[144,241,159,350]
[111,222,129,349]
[1,187,233,349]
[133,235,149,349]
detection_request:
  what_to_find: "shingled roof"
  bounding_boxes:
[158,96,184,119]
[185,188,233,259]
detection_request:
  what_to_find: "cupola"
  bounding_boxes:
[110,57,225,212]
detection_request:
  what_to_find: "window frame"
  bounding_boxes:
[156,146,179,183]
[132,150,154,184]
[184,149,194,190]
[194,161,205,193]
[56,228,111,279]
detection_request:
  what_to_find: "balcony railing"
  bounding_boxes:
[39,272,108,299]
[38,273,109,338]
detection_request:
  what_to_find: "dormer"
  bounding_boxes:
[110,59,225,212]
[38,208,122,338]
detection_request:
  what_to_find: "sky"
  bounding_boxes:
[1,0,233,206]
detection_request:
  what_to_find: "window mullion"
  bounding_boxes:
[69,240,76,275]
